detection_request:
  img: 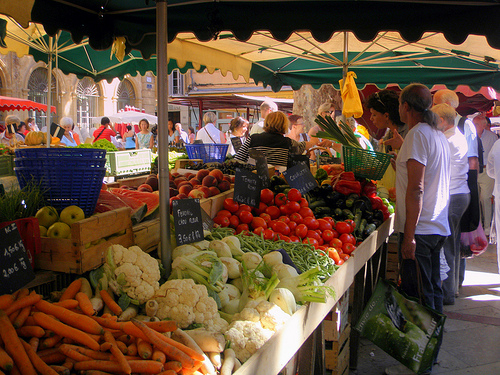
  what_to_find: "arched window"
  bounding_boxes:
[27,67,57,128]
[116,79,135,111]
[77,77,100,134]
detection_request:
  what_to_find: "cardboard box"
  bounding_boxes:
[36,207,134,274]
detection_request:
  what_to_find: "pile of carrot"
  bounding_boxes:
[0,280,208,375]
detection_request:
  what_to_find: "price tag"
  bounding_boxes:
[234,168,261,208]
[283,163,318,194]
[230,137,243,153]
[249,149,270,188]
[0,222,35,295]
[172,199,205,245]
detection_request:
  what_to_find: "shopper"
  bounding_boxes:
[93,117,116,143]
[250,100,278,135]
[135,118,154,149]
[176,123,189,144]
[123,125,136,150]
[486,137,500,272]
[188,126,196,144]
[1,115,24,146]
[196,112,225,144]
[226,116,248,156]
[59,117,80,146]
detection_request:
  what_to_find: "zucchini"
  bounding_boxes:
[357,219,368,240]
[353,208,363,236]
[310,200,327,209]
[314,206,331,215]
[342,209,354,220]
[345,193,359,208]
[364,223,377,238]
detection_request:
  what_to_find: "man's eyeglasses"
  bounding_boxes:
[374,92,386,108]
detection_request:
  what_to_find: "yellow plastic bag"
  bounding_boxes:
[339,71,363,118]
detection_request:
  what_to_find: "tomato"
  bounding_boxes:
[328,248,341,263]
[331,229,339,239]
[303,237,319,248]
[280,204,291,216]
[259,212,272,223]
[299,207,314,218]
[342,243,356,255]
[278,215,290,224]
[289,212,303,224]
[340,233,356,245]
[323,216,336,227]
[263,228,276,240]
[236,224,249,234]
[253,226,265,235]
[254,202,268,215]
[251,217,267,230]
[336,258,345,266]
[317,218,332,232]
[330,238,343,249]
[286,200,301,214]
[340,253,350,261]
[287,188,302,202]
[260,188,275,205]
[274,193,288,206]
[295,223,308,239]
[318,245,328,252]
[335,221,352,234]
[322,229,335,243]
[223,198,239,213]
[274,221,291,236]
[299,198,309,208]
[306,230,322,243]
[345,219,355,231]
[288,220,297,232]
[265,206,281,220]
[289,235,300,243]
[277,234,291,243]
[229,215,240,228]
[213,215,230,227]
[238,210,254,224]
[303,216,319,230]
[217,209,232,218]
[235,204,252,216]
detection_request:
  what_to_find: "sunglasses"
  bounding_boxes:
[374,92,386,108]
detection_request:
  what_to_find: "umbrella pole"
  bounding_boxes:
[46,36,53,147]
[157,0,171,274]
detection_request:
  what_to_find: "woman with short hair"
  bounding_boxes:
[226,116,249,155]
[196,112,225,144]
[123,125,136,150]
[136,119,154,149]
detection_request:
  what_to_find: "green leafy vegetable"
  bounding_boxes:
[314,115,361,148]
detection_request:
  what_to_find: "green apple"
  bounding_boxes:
[47,222,71,239]
[39,225,48,237]
[35,206,59,228]
[59,205,85,226]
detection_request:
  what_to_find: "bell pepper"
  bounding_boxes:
[340,171,356,181]
[362,180,377,198]
[314,168,329,183]
[335,180,361,196]
[369,196,384,210]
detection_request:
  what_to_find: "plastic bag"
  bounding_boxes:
[461,222,488,257]
[339,71,363,118]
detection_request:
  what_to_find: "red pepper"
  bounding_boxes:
[340,171,356,181]
[379,204,390,220]
[335,180,361,195]
[369,196,384,210]
[362,180,377,198]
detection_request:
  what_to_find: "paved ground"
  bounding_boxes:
[351,243,500,375]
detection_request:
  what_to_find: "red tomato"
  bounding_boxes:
[253,226,265,235]
[345,219,356,231]
[331,229,339,239]
[274,193,288,206]
[278,215,290,224]
[299,207,314,218]
[340,233,356,245]
[265,206,281,220]
[317,218,332,232]
[217,210,232,218]
[263,229,276,240]
[238,210,253,224]
[340,253,350,261]
[289,235,300,243]
[260,188,275,205]
[322,229,335,243]
[274,221,291,236]
[251,217,267,230]
[299,198,309,207]
[328,248,341,263]
[235,205,252,216]
[318,245,328,252]
[323,216,336,227]
[286,200,301,214]
[236,224,249,234]
[280,204,291,216]
[287,188,302,202]
[342,243,356,255]
[259,212,272,223]
[289,212,303,224]
[306,230,322,242]
[288,220,297,232]
[303,237,319,248]
[330,238,343,249]
[223,198,239,213]
[295,223,308,239]
[277,234,291,243]
[214,215,230,227]
[303,216,319,230]
[254,202,268,215]
[229,215,240,228]
[335,221,352,234]
[336,258,345,266]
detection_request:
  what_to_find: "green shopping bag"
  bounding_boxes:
[354,278,446,374]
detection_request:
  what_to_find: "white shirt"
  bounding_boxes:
[480,129,498,167]
[196,123,222,144]
[455,115,478,158]
[249,118,264,135]
[1,131,24,145]
[444,125,469,195]
[487,139,500,197]
[395,122,451,235]
[179,130,189,143]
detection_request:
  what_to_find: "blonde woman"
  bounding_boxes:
[196,112,225,144]
[136,119,154,149]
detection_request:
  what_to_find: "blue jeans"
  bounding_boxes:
[398,233,447,313]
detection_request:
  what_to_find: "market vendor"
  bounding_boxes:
[1,115,25,146]
[234,111,319,171]
[59,117,80,147]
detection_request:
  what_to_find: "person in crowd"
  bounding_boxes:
[176,123,189,144]
[314,102,344,153]
[188,126,196,144]
[1,115,24,146]
[226,116,249,156]
[136,118,154,149]
[487,136,500,269]
[93,116,116,143]
[59,117,79,147]
[26,117,39,132]
[16,121,27,139]
[473,114,497,236]
[196,112,225,144]
[151,124,158,145]
[123,125,136,150]
[167,120,177,145]
[432,103,470,306]
[235,111,319,171]
[287,115,307,142]
[250,100,278,135]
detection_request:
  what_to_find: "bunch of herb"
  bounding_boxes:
[0,182,46,222]
[314,115,361,148]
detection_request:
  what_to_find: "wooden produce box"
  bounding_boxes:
[324,290,350,342]
[36,207,134,274]
[174,158,203,171]
[386,234,399,283]
[325,324,350,374]
[207,188,234,218]
[133,218,160,254]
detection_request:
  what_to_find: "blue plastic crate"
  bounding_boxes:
[185,143,229,163]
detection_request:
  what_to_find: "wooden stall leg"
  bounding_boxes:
[349,264,366,370]
[297,328,316,375]
[315,322,325,375]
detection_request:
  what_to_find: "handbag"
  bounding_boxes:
[355,272,446,374]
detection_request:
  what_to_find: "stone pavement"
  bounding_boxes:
[351,243,500,375]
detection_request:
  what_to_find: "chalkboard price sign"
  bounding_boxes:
[234,168,261,208]
[249,149,270,188]
[201,208,214,231]
[172,199,205,245]
[283,163,318,194]
[0,222,35,295]
[230,137,243,153]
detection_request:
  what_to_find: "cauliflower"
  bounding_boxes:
[154,279,228,332]
[224,300,291,362]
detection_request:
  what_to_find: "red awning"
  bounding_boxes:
[0,96,57,113]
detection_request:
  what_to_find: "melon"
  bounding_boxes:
[95,190,148,224]
[109,188,160,220]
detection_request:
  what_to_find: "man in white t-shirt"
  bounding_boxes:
[249,100,278,135]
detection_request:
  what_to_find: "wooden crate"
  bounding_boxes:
[325,324,350,374]
[174,159,203,170]
[133,218,160,254]
[324,289,350,341]
[208,188,234,218]
[36,207,134,274]
[386,234,399,283]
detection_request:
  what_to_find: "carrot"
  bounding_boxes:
[116,340,128,354]
[104,330,132,375]
[79,371,114,375]
[21,339,59,375]
[152,349,167,364]
[49,365,70,375]
[153,328,205,362]
[4,291,41,316]
[0,370,4,375]
[132,320,196,368]
[32,312,100,351]
[99,290,122,316]
[8,310,20,324]
[116,334,133,345]
[10,365,20,375]
[15,289,29,300]
[29,337,39,352]
[74,359,163,374]
[40,335,63,349]
[0,346,14,372]
[59,279,82,301]
[100,342,112,352]
[120,321,149,342]
[35,300,104,335]
[127,342,137,356]
[101,313,116,320]
[75,292,95,316]
[58,344,93,362]
[53,299,79,309]
[12,305,31,328]
[163,361,183,372]
[158,371,178,375]
[16,325,46,338]
[38,350,66,365]
[62,344,110,360]
[144,320,178,332]
[61,358,75,371]
[137,338,153,359]
[91,316,122,330]
[0,311,36,375]
[23,316,36,327]
[0,294,14,310]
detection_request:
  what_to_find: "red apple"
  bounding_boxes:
[209,169,224,183]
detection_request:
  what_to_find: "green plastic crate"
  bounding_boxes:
[0,155,14,177]
[342,145,392,180]
[105,149,152,176]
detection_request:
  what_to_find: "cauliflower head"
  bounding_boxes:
[154,279,227,331]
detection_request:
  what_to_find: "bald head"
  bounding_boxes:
[433,89,459,109]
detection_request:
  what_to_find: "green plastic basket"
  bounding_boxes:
[342,145,392,180]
